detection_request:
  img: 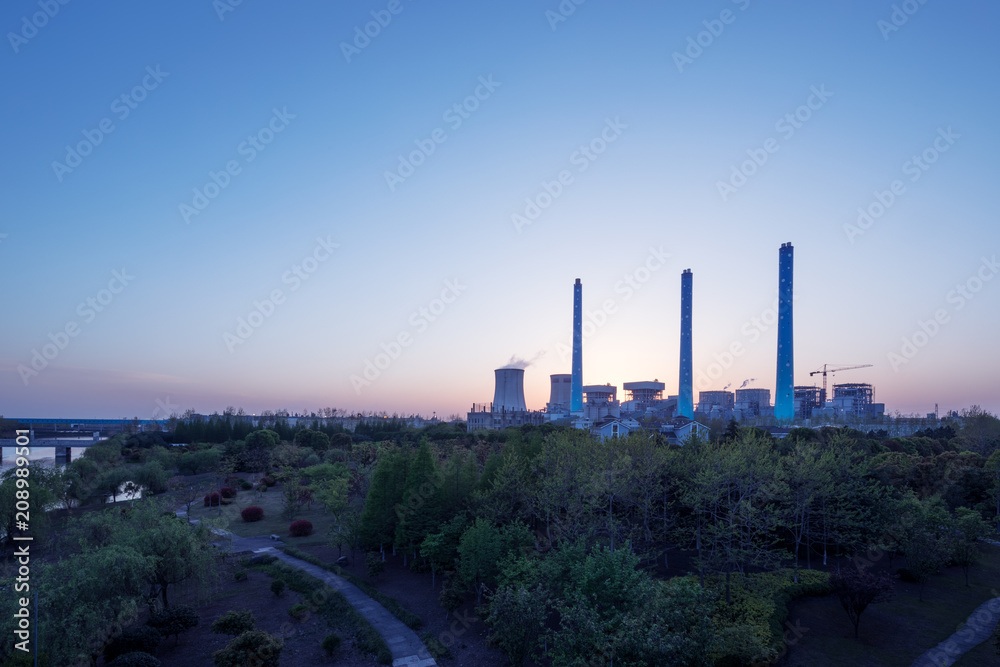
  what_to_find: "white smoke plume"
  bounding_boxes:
[502,352,544,370]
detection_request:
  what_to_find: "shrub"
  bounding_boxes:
[261,475,277,487]
[289,520,313,537]
[322,633,342,656]
[212,630,283,667]
[366,552,385,581]
[288,603,309,620]
[220,486,237,499]
[211,610,255,636]
[203,492,220,507]
[238,479,253,490]
[107,652,162,667]
[439,582,464,612]
[105,625,162,661]
[422,631,453,660]
[241,506,264,522]
[270,579,286,596]
[147,605,199,643]
[234,569,248,582]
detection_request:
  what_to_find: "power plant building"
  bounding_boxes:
[831,383,884,419]
[697,390,735,417]
[623,381,665,410]
[583,384,621,422]
[735,388,771,418]
[794,386,822,419]
[547,374,572,414]
[467,367,545,431]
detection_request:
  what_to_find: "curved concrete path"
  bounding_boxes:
[177,508,436,664]
[265,548,437,667]
[910,596,1000,667]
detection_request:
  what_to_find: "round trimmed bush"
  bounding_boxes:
[211,609,255,636]
[220,486,237,499]
[238,479,253,490]
[241,506,264,522]
[105,625,161,662]
[321,633,342,656]
[289,520,313,537]
[203,492,220,507]
[212,630,283,667]
[261,475,277,487]
[288,603,309,620]
[107,652,161,667]
[270,579,286,596]
[147,605,199,642]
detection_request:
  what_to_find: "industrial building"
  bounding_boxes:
[467,367,545,432]
[547,373,572,413]
[622,381,665,411]
[794,386,822,419]
[830,383,884,419]
[582,384,621,422]
[735,388,771,418]
[696,390,735,417]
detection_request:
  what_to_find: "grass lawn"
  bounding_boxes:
[781,546,1000,667]
[184,481,336,548]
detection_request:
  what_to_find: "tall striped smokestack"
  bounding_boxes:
[775,243,794,421]
[571,278,583,413]
[679,269,693,419]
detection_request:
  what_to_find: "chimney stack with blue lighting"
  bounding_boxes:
[679,269,694,419]
[571,278,583,413]
[775,243,795,421]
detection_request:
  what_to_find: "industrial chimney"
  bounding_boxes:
[679,269,694,419]
[571,279,583,413]
[775,243,794,421]
[494,367,527,413]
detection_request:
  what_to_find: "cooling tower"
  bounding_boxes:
[571,279,583,413]
[494,367,527,413]
[775,243,795,421]
[678,269,694,419]
[550,374,572,409]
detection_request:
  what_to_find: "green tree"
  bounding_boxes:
[952,507,990,586]
[0,465,57,546]
[458,519,532,604]
[486,584,549,666]
[35,543,153,665]
[358,447,409,551]
[830,567,895,639]
[395,440,443,561]
[903,497,952,600]
[294,429,331,452]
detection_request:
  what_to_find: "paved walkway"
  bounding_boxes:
[264,549,437,667]
[910,596,1000,666]
[201,521,436,667]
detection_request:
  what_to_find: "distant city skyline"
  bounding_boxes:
[1,1,998,419]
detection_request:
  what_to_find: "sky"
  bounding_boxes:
[1,0,998,420]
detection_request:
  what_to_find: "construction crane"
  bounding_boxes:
[809,364,873,405]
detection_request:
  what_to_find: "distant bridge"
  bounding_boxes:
[0,435,102,462]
